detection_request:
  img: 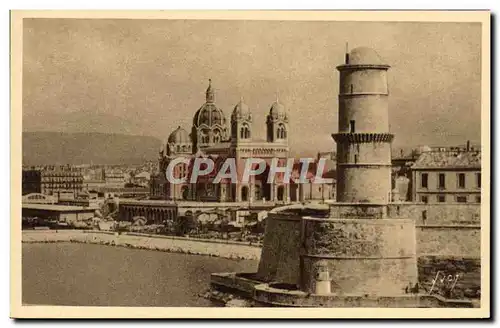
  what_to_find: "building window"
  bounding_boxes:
[420,195,428,203]
[438,195,446,203]
[277,186,285,201]
[213,133,221,144]
[456,196,467,203]
[241,186,249,202]
[476,173,481,188]
[277,124,286,139]
[421,173,428,188]
[438,173,446,189]
[476,195,481,203]
[458,173,466,189]
[181,186,189,200]
[350,120,355,133]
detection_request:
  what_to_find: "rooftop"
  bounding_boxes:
[22,203,98,212]
[411,150,481,169]
[134,172,151,179]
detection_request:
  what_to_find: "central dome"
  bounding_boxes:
[193,103,226,128]
[193,79,227,128]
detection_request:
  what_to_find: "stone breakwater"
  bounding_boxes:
[22,230,262,260]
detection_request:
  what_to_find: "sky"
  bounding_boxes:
[22,18,482,156]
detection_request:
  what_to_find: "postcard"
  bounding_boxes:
[10,10,490,319]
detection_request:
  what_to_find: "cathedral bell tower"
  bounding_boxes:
[266,96,289,144]
[231,97,252,145]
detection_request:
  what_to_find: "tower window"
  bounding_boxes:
[438,173,446,189]
[350,84,354,94]
[350,120,355,133]
[277,124,286,139]
[213,129,221,143]
[458,173,466,189]
[421,173,428,188]
[200,130,209,144]
[422,210,427,221]
[240,125,250,139]
[476,173,481,188]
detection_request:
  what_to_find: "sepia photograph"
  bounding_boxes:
[10,10,490,319]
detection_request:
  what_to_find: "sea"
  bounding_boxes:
[22,243,258,307]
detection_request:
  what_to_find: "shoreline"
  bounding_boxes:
[22,229,480,299]
[22,230,262,260]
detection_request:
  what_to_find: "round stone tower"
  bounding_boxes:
[333,47,394,203]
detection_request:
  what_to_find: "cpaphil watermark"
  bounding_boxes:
[165,157,333,185]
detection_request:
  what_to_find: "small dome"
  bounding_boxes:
[232,98,251,118]
[269,100,286,118]
[168,126,190,144]
[347,47,384,65]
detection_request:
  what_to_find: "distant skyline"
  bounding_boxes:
[23,19,482,156]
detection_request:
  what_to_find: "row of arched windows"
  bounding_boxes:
[199,129,222,144]
[277,124,287,139]
[240,125,251,139]
[175,144,191,153]
[200,132,210,144]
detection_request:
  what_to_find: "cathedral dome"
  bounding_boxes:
[193,79,227,128]
[232,98,251,119]
[193,103,226,127]
[168,126,190,144]
[347,47,384,65]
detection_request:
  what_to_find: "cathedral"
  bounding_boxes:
[150,79,299,203]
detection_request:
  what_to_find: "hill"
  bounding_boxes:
[22,132,162,165]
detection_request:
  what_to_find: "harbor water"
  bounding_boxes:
[22,243,258,307]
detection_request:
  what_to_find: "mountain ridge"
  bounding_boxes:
[22,131,162,165]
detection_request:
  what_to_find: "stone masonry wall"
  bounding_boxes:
[255,213,302,284]
[387,203,480,226]
[300,218,418,295]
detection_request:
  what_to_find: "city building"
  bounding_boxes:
[82,167,128,190]
[411,147,481,204]
[102,168,127,187]
[391,150,419,202]
[22,203,96,223]
[21,193,57,204]
[131,171,151,187]
[151,79,294,202]
[22,166,84,196]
